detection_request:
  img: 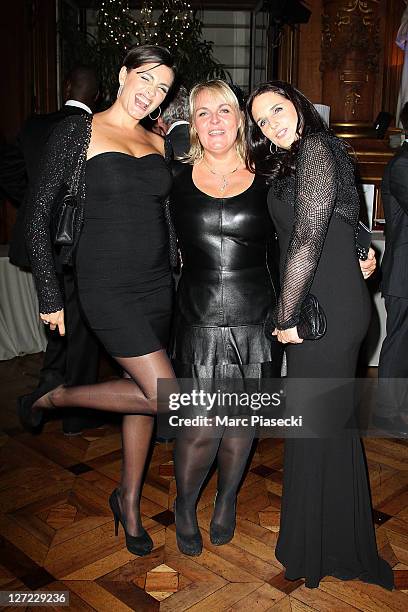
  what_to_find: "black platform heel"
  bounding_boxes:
[109,489,153,557]
[209,493,236,546]
[173,499,203,556]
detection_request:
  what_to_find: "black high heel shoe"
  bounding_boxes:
[17,380,61,431]
[210,493,236,546]
[173,499,203,556]
[109,489,153,557]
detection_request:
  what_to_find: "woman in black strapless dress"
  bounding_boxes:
[23,46,177,557]
[247,81,393,589]
[77,151,172,357]
[170,81,283,556]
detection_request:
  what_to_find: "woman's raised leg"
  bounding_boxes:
[33,349,173,415]
[25,350,175,549]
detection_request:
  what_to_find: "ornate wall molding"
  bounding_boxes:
[321,0,381,72]
[320,0,385,124]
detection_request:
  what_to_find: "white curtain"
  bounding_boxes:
[396,2,408,126]
[0,249,47,360]
[313,104,330,126]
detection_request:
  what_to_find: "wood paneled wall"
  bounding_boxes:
[0,0,57,244]
[297,0,324,103]
[280,0,406,226]
[296,0,406,123]
[321,0,387,125]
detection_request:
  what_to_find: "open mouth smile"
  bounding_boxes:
[134,94,151,111]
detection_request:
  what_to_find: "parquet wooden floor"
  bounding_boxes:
[0,354,407,611]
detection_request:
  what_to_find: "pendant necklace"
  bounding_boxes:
[203,159,239,193]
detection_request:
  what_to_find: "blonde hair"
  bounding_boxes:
[184,80,246,164]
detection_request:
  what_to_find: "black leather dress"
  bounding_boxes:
[170,164,283,380]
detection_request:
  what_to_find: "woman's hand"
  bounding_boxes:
[40,309,65,335]
[273,326,303,344]
[360,247,376,279]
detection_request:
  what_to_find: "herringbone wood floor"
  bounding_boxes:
[0,354,407,611]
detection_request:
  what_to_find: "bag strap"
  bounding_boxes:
[70,115,92,195]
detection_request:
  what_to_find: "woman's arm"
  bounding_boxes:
[25,117,79,316]
[274,133,337,330]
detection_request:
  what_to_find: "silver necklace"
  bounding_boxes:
[203,159,239,193]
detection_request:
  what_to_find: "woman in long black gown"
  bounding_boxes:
[170,80,283,556]
[21,45,177,557]
[247,81,394,589]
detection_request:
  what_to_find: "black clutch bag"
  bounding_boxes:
[52,184,78,246]
[265,293,327,342]
[297,294,327,340]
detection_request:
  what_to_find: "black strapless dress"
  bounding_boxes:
[170,164,283,381]
[75,152,173,357]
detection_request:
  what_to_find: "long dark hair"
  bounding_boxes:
[123,44,176,75]
[246,80,331,181]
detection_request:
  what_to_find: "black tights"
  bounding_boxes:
[35,349,176,536]
[39,350,175,415]
[174,427,255,535]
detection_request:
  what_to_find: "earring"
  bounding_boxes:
[117,84,123,98]
[269,141,278,154]
[149,106,161,121]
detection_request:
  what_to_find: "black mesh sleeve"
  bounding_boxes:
[274,133,337,329]
[24,118,78,314]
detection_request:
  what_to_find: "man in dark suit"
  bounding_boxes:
[0,65,102,435]
[376,102,408,437]
[157,85,190,159]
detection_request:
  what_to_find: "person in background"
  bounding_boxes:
[376,101,408,437]
[157,85,190,159]
[0,65,102,436]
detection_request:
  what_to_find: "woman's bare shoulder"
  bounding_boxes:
[143,128,165,156]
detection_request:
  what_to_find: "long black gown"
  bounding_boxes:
[267,132,394,589]
[75,152,173,357]
[170,164,283,381]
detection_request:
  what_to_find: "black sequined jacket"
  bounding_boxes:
[25,113,177,314]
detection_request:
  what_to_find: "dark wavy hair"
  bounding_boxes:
[123,45,176,75]
[246,80,331,181]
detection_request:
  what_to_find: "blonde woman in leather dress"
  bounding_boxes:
[170,81,284,556]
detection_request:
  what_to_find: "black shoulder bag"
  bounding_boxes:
[51,147,85,246]
[52,185,78,246]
